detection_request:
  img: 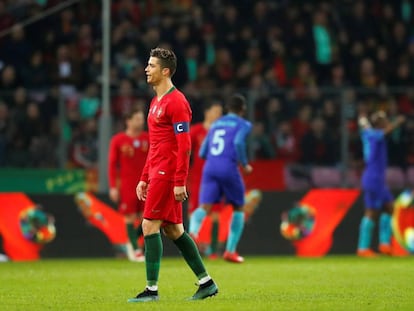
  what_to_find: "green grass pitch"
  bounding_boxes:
[1,256,413,311]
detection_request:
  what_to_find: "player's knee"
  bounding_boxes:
[142,219,161,236]
[364,209,379,220]
[210,212,220,221]
[232,204,243,212]
[162,224,184,240]
[201,204,212,212]
[124,213,137,224]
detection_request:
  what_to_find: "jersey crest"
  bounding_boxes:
[121,144,134,157]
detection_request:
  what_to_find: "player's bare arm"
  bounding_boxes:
[383,115,405,135]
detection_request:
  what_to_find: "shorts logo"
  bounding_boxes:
[174,122,189,134]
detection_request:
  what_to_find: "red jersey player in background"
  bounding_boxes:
[129,47,217,303]
[108,108,149,262]
[188,100,223,258]
[189,101,223,213]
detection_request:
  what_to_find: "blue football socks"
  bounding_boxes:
[379,213,391,245]
[358,216,375,250]
[189,207,207,236]
[226,211,244,253]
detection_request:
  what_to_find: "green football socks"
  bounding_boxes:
[144,233,163,286]
[210,220,219,254]
[127,223,138,250]
[174,232,208,279]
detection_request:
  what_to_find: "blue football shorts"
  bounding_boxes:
[199,168,245,207]
[363,186,393,210]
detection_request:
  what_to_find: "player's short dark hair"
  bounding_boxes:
[203,99,223,112]
[226,93,246,114]
[150,47,177,76]
[125,107,144,121]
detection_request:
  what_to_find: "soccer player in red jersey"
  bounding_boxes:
[108,108,148,262]
[128,47,217,303]
[188,101,223,258]
[189,101,223,214]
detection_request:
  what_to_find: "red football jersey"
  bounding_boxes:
[188,123,207,211]
[108,131,149,189]
[141,87,192,186]
[190,123,207,179]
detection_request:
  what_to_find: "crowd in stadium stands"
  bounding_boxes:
[0,0,414,179]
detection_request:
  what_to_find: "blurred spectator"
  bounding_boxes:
[375,46,393,85]
[0,65,19,103]
[320,99,340,138]
[312,10,334,82]
[262,97,285,134]
[10,87,28,127]
[0,0,413,171]
[250,121,275,159]
[200,23,216,66]
[21,102,45,146]
[387,100,406,168]
[112,0,142,26]
[55,9,77,45]
[84,48,102,84]
[21,102,55,167]
[398,88,414,116]
[115,43,141,79]
[40,85,59,129]
[0,1,14,44]
[50,44,81,98]
[0,101,12,165]
[273,120,299,162]
[287,19,314,64]
[79,83,100,120]
[6,131,30,167]
[112,78,137,119]
[214,48,234,84]
[300,117,338,166]
[358,58,379,88]
[394,61,413,87]
[344,1,376,45]
[76,23,94,63]
[185,44,200,82]
[69,119,98,169]
[404,118,414,165]
[1,24,32,73]
[269,39,289,87]
[21,50,50,94]
[290,61,317,100]
[325,63,349,88]
[291,104,312,143]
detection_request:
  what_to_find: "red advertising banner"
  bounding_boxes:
[292,189,360,257]
[0,193,42,261]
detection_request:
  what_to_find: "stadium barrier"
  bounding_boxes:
[2,190,392,260]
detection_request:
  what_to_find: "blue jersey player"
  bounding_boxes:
[357,111,405,257]
[189,94,253,263]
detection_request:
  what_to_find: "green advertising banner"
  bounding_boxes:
[0,169,87,193]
